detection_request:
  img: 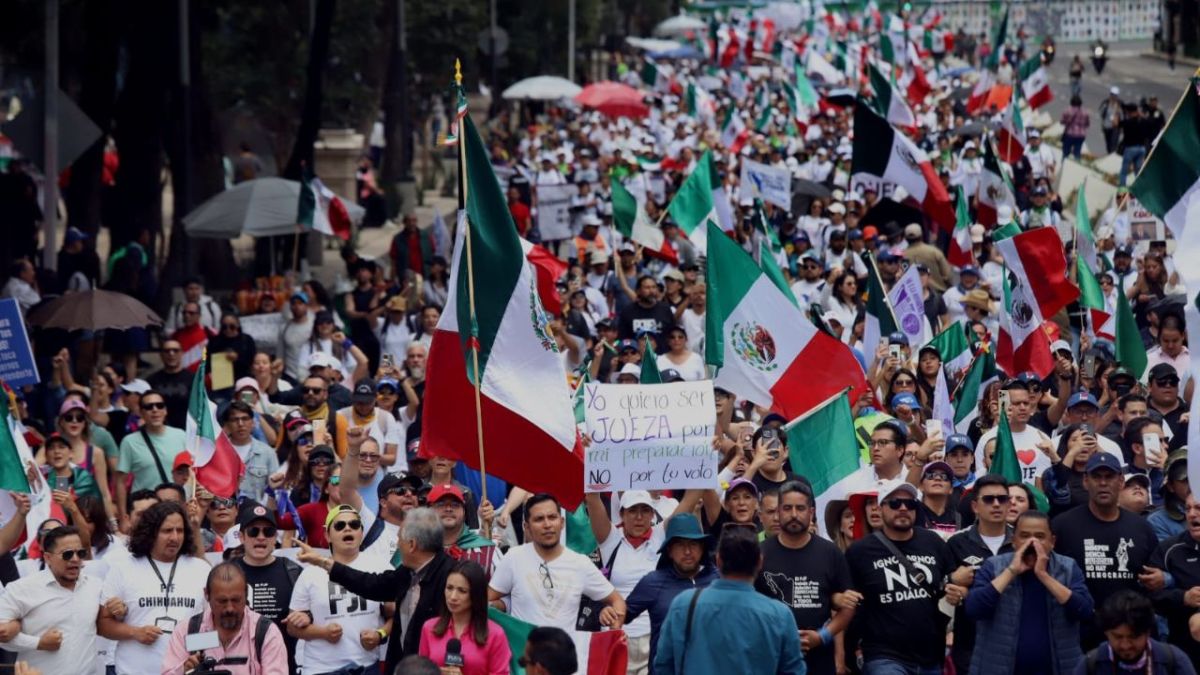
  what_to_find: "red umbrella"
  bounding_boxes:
[575,81,649,118]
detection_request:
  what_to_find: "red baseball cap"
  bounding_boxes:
[427,483,465,505]
[173,451,194,470]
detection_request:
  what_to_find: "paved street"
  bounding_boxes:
[1041,39,1191,153]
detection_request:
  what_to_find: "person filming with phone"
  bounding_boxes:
[161,562,288,675]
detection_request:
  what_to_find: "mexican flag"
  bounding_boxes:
[0,391,56,557]
[1018,55,1053,109]
[985,6,1008,71]
[640,59,671,92]
[186,356,244,498]
[705,221,868,419]
[793,66,821,116]
[666,150,719,250]
[953,347,993,434]
[421,115,584,509]
[990,400,1023,482]
[868,62,916,128]
[488,609,628,675]
[932,366,956,437]
[1130,73,1200,239]
[784,390,860,538]
[977,139,1016,227]
[686,80,717,126]
[863,252,899,368]
[1075,180,1100,273]
[611,177,676,264]
[948,186,974,267]
[899,42,933,106]
[719,108,750,155]
[851,103,955,231]
[995,228,1080,378]
[1077,261,1114,340]
[966,70,994,115]
[807,49,845,85]
[995,87,1026,165]
[926,322,974,375]
[523,237,570,316]
[298,170,352,241]
[639,341,662,384]
[1115,278,1148,380]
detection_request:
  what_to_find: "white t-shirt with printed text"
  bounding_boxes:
[100,555,210,675]
[289,553,391,673]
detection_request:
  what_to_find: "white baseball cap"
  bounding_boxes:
[619,490,654,510]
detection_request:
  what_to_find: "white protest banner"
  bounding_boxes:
[583,381,719,492]
[536,183,575,241]
[849,174,900,201]
[740,158,793,209]
[493,165,516,189]
[240,312,285,351]
[888,263,930,347]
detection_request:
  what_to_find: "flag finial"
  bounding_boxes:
[455,58,463,86]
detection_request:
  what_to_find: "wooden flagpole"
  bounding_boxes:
[455,60,491,531]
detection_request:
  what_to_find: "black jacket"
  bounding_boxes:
[329,550,454,673]
[947,524,1013,674]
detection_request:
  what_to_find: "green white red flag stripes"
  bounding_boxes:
[995,87,1026,164]
[868,62,915,128]
[1114,277,1148,380]
[186,356,244,498]
[851,103,955,230]
[1075,180,1100,273]
[863,252,899,368]
[610,177,676,264]
[1076,261,1114,340]
[995,228,1080,377]
[298,170,352,240]
[421,115,583,509]
[948,186,973,267]
[1130,73,1200,239]
[704,221,867,419]
[784,390,860,536]
[926,321,973,375]
[977,139,1016,226]
[666,150,719,250]
[719,107,749,155]
[1018,56,1053,109]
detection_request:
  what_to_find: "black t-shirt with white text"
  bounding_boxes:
[756,536,852,675]
[235,557,300,675]
[846,529,956,667]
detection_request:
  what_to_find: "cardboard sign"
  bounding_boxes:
[0,298,38,387]
[240,312,285,351]
[536,183,576,241]
[582,381,719,493]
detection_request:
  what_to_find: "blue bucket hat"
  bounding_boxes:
[657,513,711,555]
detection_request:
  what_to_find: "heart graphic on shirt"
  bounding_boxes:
[1016,450,1036,465]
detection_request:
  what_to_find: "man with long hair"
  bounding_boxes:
[98,501,211,675]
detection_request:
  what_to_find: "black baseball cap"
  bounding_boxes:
[378,472,424,499]
[237,501,277,528]
[353,378,377,403]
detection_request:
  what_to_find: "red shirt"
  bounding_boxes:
[509,201,532,237]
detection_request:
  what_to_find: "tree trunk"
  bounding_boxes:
[282,0,336,180]
[379,0,404,215]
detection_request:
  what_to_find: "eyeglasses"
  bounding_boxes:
[211,498,237,509]
[358,453,380,461]
[61,413,86,423]
[883,498,919,511]
[1155,377,1180,387]
[244,526,277,539]
[923,471,951,482]
[869,439,896,448]
[227,416,253,425]
[331,519,362,532]
[980,494,1011,505]
[53,548,89,561]
[303,387,326,395]
[893,379,915,386]
[142,401,167,410]
[538,562,554,589]
[308,457,333,467]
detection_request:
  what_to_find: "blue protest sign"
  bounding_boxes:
[0,299,40,387]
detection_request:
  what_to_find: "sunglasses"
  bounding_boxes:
[1156,377,1180,387]
[303,387,326,395]
[980,494,1011,505]
[61,413,87,423]
[142,401,167,411]
[331,519,362,532]
[211,498,237,509]
[244,526,277,539]
[53,548,89,561]
[884,498,919,511]
[308,457,333,467]
[923,471,951,482]
[387,487,419,497]
[358,453,380,461]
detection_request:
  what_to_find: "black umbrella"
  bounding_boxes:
[952,121,985,137]
[858,198,926,231]
[823,88,858,107]
[793,178,833,200]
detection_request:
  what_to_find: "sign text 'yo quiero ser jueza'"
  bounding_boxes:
[582,381,719,493]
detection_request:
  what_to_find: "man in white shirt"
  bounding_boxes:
[1025,130,1057,181]
[488,493,626,633]
[0,525,116,673]
[98,501,212,675]
[278,292,316,381]
[1,259,40,313]
[976,382,1053,486]
[789,252,827,307]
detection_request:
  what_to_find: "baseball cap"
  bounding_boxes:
[1122,470,1151,489]
[619,241,637,254]
[618,363,642,379]
[723,477,759,500]
[945,433,973,454]
[290,290,310,304]
[1050,340,1072,356]
[173,451,194,470]
[1110,86,1121,95]
[65,227,89,244]
[904,223,923,240]
[959,264,980,277]
[921,461,953,480]
[237,501,277,528]
[43,432,70,450]
[663,269,685,283]
[234,377,261,395]
[877,249,900,263]
[617,338,639,353]
[1149,363,1180,382]
[377,377,400,392]
[427,483,466,505]
[1031,185,1048,197]
[761,413,788,427]
[1107,367,1136,384]
[324,503,360,530]
[878,479,919,502]
[619,490,654,510]
[1067,390,1100,409]
[308,445,336,464]
[890,392,920,410]
[1115,244,1134,257]
[58,398,87,417]
[888,331,909,346]
[661,368,685,383]
[353,379,377,404]
[121,379,152,395]
[1028,128,1041,139]
[1085,453,1123,475]
[1166,449,1189,482]
[378,472,424,499]
[969,225,985,244]
[307,352,338,370]
[589,250,608,266]
[1015,371,1042,386]
[828,202,846,215]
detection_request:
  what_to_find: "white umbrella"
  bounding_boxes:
[501,76,583,101]
[654,15,706,37]
[625,36,683,53]
[182,177,364,239]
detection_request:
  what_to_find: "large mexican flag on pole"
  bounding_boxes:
[186,357,244,498]
[422,115,584,509]
[705,221,867,419]
[1130,71,1200,239]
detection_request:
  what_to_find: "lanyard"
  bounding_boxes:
[148,557,179,610]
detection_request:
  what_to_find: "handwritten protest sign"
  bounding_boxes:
[240,312,284,351]
[582,381,718,493]
[536,183,575,241]
[0,299,38,387]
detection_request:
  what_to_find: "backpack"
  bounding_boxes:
[187,613,273,664]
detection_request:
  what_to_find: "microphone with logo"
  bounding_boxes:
[445,637,466,672]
